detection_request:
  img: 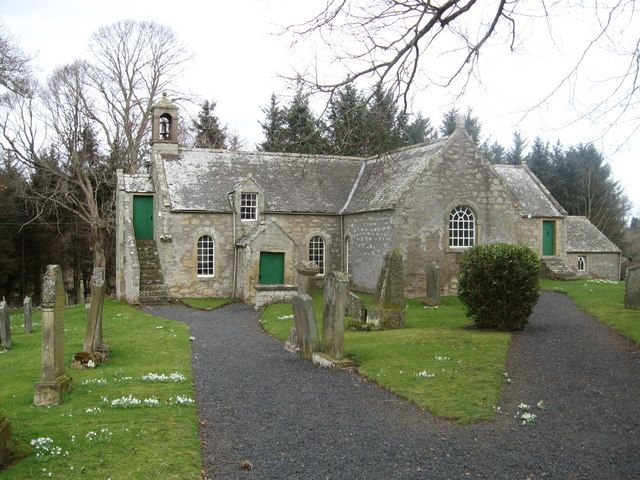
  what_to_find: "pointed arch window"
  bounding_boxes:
[197,235,215,276]
[309,236,325,274]
[159,113,172,140]
[449,206,475,248]
[577,256,586,272]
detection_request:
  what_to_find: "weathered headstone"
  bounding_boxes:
[296,261,320,297]
[83,267,107,354]
[76,272,85,306]
[426,263,440,302]
[346,292,366,323]
[367,248,406,329]
[292,294,319,357]
[34,265,72,406]
[0,299,10,349]
[23,295,33,333]
[322,271,349,359]
[624,266,640,310]
[0,411,10,466]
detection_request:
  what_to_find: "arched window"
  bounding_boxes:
[577,256,586,272]
[309,236,325,274]
[197,235,215,276]
[159,113,172,140]
[449,206,475,248]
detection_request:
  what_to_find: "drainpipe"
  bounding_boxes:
[340,214,344,272]
[228,191,238,298]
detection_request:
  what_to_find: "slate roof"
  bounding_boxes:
[492,165,566,218]
[565,216,620,253]
[161,149,363,213]
[341,139,447,214]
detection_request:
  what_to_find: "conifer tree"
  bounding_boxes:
[192,100,226,149]
[259,94,286,152]
[283,85,327,154]
[505,131,528,165]
[439,107,481,144]
[327,85,368,156]
[366,86,401,155]
[526,137,554,187]
[398,112,437,146]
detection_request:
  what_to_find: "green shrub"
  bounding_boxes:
[458,243,540,330]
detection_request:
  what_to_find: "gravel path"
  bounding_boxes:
[145,292,640,479]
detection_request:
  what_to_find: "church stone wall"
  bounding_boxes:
[391,130,525,296]
[343,210,398,293]
[567,252,620,280]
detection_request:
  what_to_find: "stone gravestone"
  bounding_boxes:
[83,267,107,355]
[0,300,10,349]
[0,299,10,349]
[0,411,10,467]
[322,271,349,359]
[291,294,320,358]
[345,292,366,323]
[624,266,640,310]
[286,261,321,351]
[297,261,320,297]
[34,265,72,406]
[23,296,33,333]
[367,248,406,329]
[426,263,440,302]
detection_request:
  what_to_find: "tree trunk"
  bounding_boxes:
[92,227,106,270]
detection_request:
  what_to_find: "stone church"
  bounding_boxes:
[115,95,621,305]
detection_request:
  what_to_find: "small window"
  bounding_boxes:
[449,206,475,248]
[159,113,172,140]
[577,256,586,272]
[240,193,257,220]
[197,235,215,276]
[309,236,325,274]
[345,236,352,275]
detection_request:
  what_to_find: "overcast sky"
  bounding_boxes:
[2,0,639,217]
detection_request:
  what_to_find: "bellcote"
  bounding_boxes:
[151,92,179,155]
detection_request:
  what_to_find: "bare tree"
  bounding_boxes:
[287,0,639,131]
[2,62,113,268]
[0,23,31,96]
[85,20,190,172]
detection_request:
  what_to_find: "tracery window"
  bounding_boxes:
[197,235,215,276]
[448,206,475,248]
[309,236,325,274]
[577,256,586,272]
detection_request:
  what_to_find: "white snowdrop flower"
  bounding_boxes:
[189,336,196,341]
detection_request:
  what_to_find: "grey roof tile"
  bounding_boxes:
[162,149,363,213]
[342,139,447,213]
[492,165,565,217]
[565,216,620,252]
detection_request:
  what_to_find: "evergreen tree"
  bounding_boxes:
[398,112,437,146]
[631,217,640,230]
[526,137,554,187]
[440,107,481,144]
[327,85,368,156]
[282,85,327,154]
[480,140,506,164]
[259,93,286,152]
[192,100,226,149]
[505,131,528,165]
[365,85,401,155]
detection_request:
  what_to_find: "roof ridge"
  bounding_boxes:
[179,147,364,162]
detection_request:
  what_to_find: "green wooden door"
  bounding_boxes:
[133,196,154,240]
[542,220,555,256]
[259,252,285,285]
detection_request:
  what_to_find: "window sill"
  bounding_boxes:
[197,275,215,280]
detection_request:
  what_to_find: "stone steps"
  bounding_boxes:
[541,258,576,280]
[136,240,170,304]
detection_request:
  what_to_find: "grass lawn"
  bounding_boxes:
[542,278,640,345]
[0,300,202,479]
[260,291,511,424]
[181,297,235,310]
